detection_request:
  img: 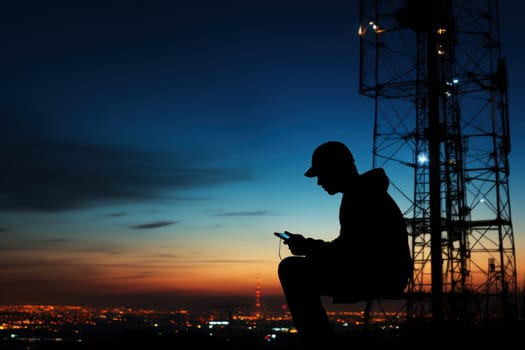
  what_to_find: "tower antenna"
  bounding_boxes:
[359,0,518,324]
[255,273,262,319]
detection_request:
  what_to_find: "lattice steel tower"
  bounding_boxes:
[358,0,518,323]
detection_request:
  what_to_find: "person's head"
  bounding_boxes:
[304,141,358,194]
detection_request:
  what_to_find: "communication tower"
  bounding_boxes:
[255,273,262,318]
[358,0,518,323]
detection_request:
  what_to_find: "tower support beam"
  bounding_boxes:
[359,0,518,323]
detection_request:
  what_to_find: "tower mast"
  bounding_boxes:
[358,0,518,323]
[255,273,262,319]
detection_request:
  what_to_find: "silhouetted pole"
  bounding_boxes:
[427,0,444,325]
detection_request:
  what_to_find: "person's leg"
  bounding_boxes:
[278,256,336,347]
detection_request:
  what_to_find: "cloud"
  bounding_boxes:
[130,221,178,229]
[1,138,252,212]
[101,211,127,217]
[202,259,265,264]
[216,210,273,216]
[0,236,126,255]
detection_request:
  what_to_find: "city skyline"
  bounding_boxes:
[1,1,524,309]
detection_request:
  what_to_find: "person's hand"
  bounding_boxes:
[283,231,308,256]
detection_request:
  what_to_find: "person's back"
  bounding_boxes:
[334,167,412,296]
[277,141,412,348]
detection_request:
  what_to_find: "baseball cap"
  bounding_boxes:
[304,141,355,177]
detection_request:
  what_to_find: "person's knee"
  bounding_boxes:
[278,256,305,280]
[278,256,292,277]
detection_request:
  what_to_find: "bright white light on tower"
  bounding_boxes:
[417,153,429,165]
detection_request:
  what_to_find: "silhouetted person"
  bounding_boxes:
[278,141,412,348]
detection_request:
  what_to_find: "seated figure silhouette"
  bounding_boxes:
[278,141,412,348]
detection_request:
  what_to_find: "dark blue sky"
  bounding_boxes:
[1,0,524,307]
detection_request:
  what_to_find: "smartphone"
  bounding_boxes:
[274,232,290,240]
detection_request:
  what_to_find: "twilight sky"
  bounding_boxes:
[1,0,524,310]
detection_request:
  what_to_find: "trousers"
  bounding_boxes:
[278,256,339,347]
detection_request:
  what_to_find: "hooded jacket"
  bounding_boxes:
[305,168,412,295]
